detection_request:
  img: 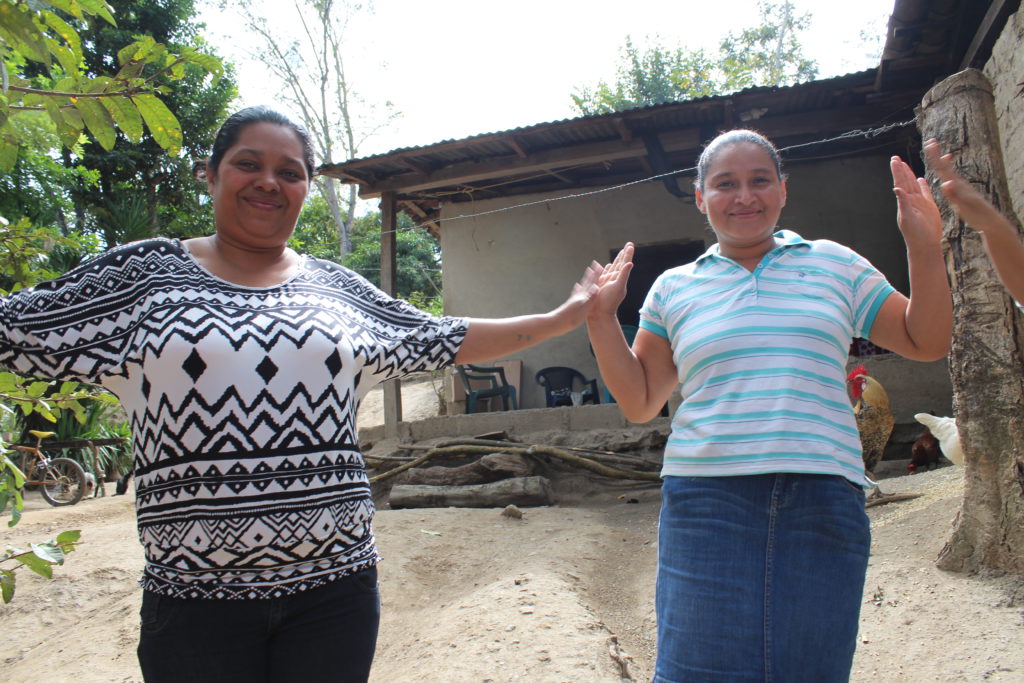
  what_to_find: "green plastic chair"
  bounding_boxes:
[455,364,518,413]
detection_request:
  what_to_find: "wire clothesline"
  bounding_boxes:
[367,117,918,238]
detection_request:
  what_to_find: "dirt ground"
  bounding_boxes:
[1,378,1022,682]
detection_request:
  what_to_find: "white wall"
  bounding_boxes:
[439,151,923,409]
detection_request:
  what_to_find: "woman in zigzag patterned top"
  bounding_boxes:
[0,106,602,682]
[586,129,953,682]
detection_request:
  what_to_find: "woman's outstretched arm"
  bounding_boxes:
[868,154,953,362]
[585,244,677,423]
[924,138,1024,305]
[454,263,601,364]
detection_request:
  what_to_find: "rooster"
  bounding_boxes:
[847,365,894,499]
[913,413,964,466]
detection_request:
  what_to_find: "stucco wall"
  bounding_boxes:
[439,150,937,410]
[984,9,1024,222]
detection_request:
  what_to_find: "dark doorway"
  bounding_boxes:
[613,241,706,325]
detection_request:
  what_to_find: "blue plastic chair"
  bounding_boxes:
[455,364,518,413]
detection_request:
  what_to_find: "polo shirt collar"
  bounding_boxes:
[695,229,811,267]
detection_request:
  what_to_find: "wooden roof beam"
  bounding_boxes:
[399,157,431,175]
[543,168,575,184]
[507,136,529,158]
[613,117,633,143]
[959,0,1016,69]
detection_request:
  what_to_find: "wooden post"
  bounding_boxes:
[380,190,403,438]
[917,68,1024,573]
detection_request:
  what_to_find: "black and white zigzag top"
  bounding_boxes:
[0,238,467,599]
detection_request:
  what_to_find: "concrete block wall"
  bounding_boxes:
[359,403,670,445]
[984,9,1024,223]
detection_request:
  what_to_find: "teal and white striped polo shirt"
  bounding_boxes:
[639,230,895,486]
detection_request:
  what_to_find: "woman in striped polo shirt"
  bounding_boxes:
[586,129,952,682]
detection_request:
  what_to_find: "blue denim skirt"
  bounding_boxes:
[654,473,870,683]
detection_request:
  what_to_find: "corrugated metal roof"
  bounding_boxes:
[317,0,1014,229]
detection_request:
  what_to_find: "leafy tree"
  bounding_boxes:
[65,0,237,244]
[0,0,222,167]
[572,38,720,115]
[290,193,345,262]
[343,211,442,304]
[0,112,98,232]
[221,0,399,255]
[0,0,220,599]
[717,0,817,92]
[571,1,818,115]
[290,198,442,306]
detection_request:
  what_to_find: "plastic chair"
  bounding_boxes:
[455,364,518,413]
[535,367,600,408]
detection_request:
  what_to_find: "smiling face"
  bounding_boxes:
[695,141,787,262]
[206,121,310,251]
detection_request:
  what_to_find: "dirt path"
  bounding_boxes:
[2,465,1023,682]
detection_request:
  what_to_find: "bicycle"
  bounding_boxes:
[9,430,89,506]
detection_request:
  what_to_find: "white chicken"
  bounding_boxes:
[912,413,964,466]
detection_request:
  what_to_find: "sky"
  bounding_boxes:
[199,0,897,160]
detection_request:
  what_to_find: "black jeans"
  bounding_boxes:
[137,566,380,682]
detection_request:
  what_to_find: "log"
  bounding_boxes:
[393,452,534,486]
[388,475,554,509]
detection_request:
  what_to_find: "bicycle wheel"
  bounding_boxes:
[39,457,87,506]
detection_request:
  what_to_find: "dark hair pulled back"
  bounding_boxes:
[194,106,315,181]
[694,129,783,191]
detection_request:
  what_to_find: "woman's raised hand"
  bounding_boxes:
[588,242,636,319]
[890,155,943,247]
[553,260,603,329]
[923,138,1007,232]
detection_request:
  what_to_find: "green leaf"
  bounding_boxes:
[59,381,79,394]
[30,541,67,565]
[0,134,18,173]
[99,96,143,143]
[0,3,51,65]
[145,43,167,66]
[15,551,54,578]
[178,49,224,82]
[0,570,14,603]
[73,97,115,150]
[46,40,80,77]
[75,0,117,26]
[43,0,85,21]
[56,530,81,545]
[42,97,83,149]
[27,381,51,398]
[36,405,58,422]
[117,38,155,66]
[8,503,22,527]
[43,11,83,62]
[131,94,181,155]
[0,372,19,391]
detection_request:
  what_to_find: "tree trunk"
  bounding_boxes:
[319,177,351,256]
[917,68,1024,574]
[388,476,554,509]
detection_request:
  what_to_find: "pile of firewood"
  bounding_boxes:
[367,434,660,509]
